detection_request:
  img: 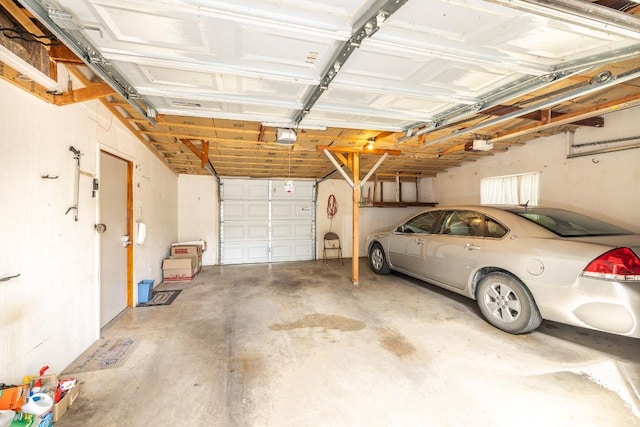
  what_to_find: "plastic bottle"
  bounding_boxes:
[20,392,53,416]
[0,410,15,427]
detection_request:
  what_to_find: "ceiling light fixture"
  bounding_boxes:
[276,128,297,145]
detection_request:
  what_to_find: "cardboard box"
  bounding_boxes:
[170,245,202,272]
[53,381,80,423]
[0,384,27,410]
[162,256,197,282]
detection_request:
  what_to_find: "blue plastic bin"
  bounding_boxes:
[137,280,154,303]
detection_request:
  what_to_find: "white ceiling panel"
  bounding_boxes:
[22,0,640,133]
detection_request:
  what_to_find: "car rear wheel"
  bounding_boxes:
[476,272,542,334]
[369,243,391,275]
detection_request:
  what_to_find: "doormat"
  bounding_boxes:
[63,336,141,375]
[137,290,182,307]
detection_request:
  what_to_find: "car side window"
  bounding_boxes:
[484,217,508,238]
[398,211,441,234]
[439,210,484,236]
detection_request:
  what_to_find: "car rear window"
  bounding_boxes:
[508,208,631,237]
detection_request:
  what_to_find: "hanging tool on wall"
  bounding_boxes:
[327,194,338,231]
[66,146,81,221]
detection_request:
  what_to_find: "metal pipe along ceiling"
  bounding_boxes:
[420,67,640,148]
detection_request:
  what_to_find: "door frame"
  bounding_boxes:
[99,149,134,310]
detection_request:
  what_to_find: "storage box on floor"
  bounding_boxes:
[162,244,202,283]
[0,373,80,426]
[162,257,197,282]
[171,244,203,272]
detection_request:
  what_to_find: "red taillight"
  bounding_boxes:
[583,247,640,280]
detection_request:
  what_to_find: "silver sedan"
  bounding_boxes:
[366,205,640,337]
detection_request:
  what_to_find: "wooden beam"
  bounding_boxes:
[540,109,552,125]
[317,145,401,156]
[53,83,116,105]
[0,61,54,103]
[48,44,84,64]
[352,152,360,286]
[442,143,466,155]
[483,104,604,127]
[201,141,209,168]
[179,139,204,159]
[335,152,349,168]
[374,131,395,141]
[66,65,176,175]
[0,0,48,43]
[490,93,640,143]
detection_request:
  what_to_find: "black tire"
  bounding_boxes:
[476,272,542,334]
[369,243,391,275]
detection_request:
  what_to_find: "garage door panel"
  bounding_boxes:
[222,241,269,264]
[224,201,269,220]
[224,179,269,199]
[271,180,315,200]
[272,221,313,239]
[272,240,314,262]
[272,202,313,220]
[224,222,269,240]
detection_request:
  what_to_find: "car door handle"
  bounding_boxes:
[465,243,481,251]
[416,239,425,244]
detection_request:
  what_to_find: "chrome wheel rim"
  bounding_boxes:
[483,282,521,323]
[371,248,384,271]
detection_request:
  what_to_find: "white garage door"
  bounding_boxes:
[220,178,316,265]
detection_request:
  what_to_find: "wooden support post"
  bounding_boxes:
[352,153,360,286]
[318,145,400,286]
[373,175,378,203]
[395,173,400,202]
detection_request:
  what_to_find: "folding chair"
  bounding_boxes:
[323,232,343,264]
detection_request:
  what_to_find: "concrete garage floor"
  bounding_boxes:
[57,260,640,427]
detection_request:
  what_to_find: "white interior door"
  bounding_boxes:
[99,152,129,327]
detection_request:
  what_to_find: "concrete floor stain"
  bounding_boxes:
[269,313,366,332]
[378,328,417,358]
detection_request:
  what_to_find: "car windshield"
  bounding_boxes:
[507,208,632,237]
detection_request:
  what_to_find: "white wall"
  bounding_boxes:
[178,175,218,265]
[433,106,640,232]
[0,79,178,383]
[316,179,434,257]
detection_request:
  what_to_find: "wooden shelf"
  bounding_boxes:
[361,202,438,208]
[361,173,437,208]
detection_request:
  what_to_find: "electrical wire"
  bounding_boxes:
[0,25,58,46]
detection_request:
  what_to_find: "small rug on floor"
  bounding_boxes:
[63,336,141,374]
[137,290,182,307]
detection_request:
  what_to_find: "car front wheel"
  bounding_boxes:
[476,272,542,334]
[369,243,391,275]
